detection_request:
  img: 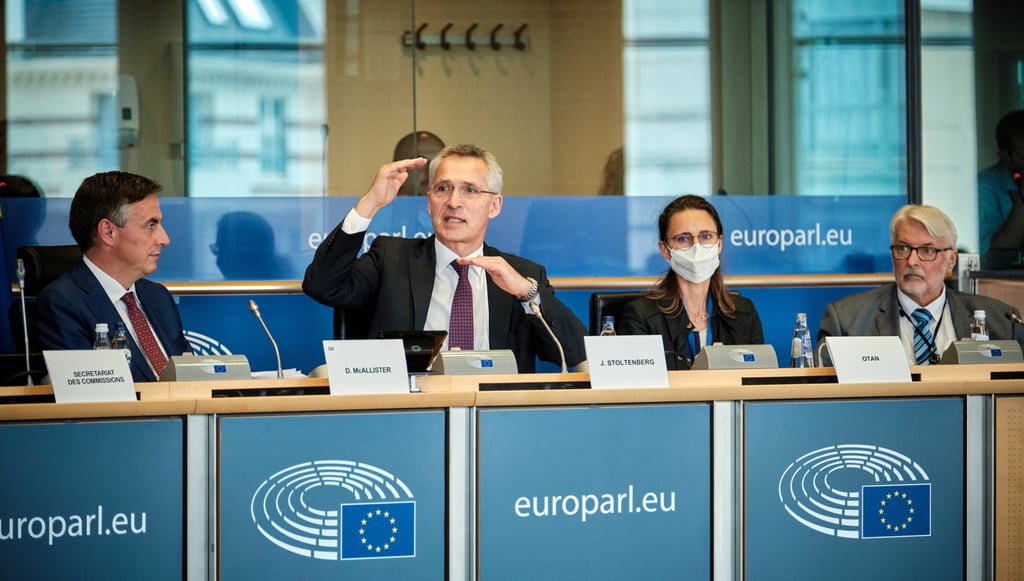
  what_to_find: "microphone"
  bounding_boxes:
[248,299,283,379]
[528,301,568,374]
[16,259,33,385]
[1006,311,1024,327]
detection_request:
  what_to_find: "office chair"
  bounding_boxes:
[588,291,644,335]
[10,244,82,353]
[332,305,374,340]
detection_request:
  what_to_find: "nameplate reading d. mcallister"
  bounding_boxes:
[322,339,409,395]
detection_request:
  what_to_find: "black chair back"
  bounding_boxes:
[588,291,643,335]
[332,306,374,340]
[17,245,82,296]
[10,245,82,353]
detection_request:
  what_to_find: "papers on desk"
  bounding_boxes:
[584,335,669,389]
[251,368,304,379]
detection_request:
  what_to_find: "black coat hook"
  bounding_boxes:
[465,23,478,50]
[513,23,528,50]
[440,23,453,50]
[415,23,428,50]
[490,23,504,50]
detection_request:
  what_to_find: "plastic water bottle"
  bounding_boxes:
[600,315,616,336]
[790,313,814,368]
[93,323,112,350]
[111,322,132,362]
[970,310,989,341]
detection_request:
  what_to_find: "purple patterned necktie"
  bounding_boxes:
[449,261,474,350]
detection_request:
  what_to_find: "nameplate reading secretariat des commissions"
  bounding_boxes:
[583,335,669,389]
[825,336,912,384]
[43,349,136,403]
[322,339,409,395]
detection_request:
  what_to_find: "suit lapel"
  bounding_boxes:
[409,238,437,329]
[873,286,901,336]
[73,263,157,382]
[484,245,512,349]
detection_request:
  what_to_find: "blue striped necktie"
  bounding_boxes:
[910,308,934,365]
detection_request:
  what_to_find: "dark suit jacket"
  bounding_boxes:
[818,283,1024,354]
[302,226,587,373]
[32,259,191,382]
[618,292,765,370]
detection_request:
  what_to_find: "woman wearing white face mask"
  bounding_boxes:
[619,195,764,370]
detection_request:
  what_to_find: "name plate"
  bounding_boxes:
[583,335,669,389]
[824,336,911,383]
[43,349,136,403]
[322,339,409,394]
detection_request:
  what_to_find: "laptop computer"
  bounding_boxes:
[378,330,447,374]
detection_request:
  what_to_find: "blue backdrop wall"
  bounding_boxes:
[2,195,902,373]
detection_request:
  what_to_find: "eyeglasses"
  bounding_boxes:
[428,183,498,200]
[890,244,953,262]
[666,231,720,250]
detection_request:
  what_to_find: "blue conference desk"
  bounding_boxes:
[0,364,1022,580]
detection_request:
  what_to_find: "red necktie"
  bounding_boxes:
[449,261,474,350]
[122,291,168,376]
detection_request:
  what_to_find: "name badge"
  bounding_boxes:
[584,335,669,389]
[322,339,409,394]
[43,349,136,403]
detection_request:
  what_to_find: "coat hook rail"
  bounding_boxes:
[401,22,529,51]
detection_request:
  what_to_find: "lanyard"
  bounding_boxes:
[898,298,947,364]
[684,294,714,363]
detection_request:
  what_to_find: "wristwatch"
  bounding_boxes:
[517,277,539,303]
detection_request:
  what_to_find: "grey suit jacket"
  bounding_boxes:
[817,283,1024,357]
[302,224,587,373]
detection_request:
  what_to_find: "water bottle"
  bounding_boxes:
[111,322,132,363]
[93,323,112,350]
[790,313,814,368]
[600,315,616,336]
[970,310,989,341]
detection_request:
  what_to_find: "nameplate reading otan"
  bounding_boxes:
[825,336,912,383]
[322,339,409,395]
[584,335,669,389]
[43,349,136,403]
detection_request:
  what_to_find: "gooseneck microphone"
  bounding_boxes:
[528,301,568,374]
[16,259,32,385]
[249,299,283,379]
[1006,311,1024,329]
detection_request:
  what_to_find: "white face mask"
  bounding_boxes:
[667,243,720,283]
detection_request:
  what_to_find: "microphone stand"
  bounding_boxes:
[16,259,32,385]
[249,300,283,378]
[529,301,567,374]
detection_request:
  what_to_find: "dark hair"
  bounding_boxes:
[996,110,1024,153]
[645,194,736,317]
[69,171,162,251]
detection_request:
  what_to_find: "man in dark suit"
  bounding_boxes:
[818,204,1024,364]
[303,144,587,372]
[32,172,190,382]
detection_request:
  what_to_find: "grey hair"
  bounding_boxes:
[427,144,503,194]
[890,204,958,248]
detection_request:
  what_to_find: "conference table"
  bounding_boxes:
[1,364,1022,580]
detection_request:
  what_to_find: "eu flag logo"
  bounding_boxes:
[340,501,416,559]
[861,483,931,539]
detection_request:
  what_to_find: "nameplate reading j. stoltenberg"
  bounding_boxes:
[584,335,669,389]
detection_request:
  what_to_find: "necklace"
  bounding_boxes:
[692,313,708,322]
